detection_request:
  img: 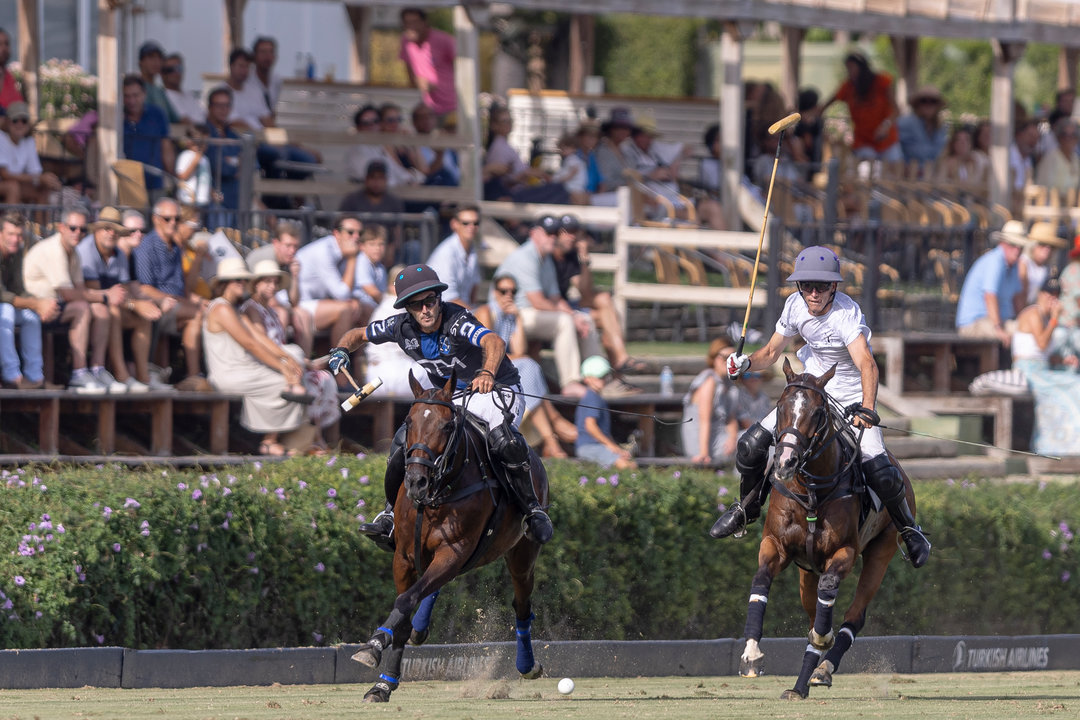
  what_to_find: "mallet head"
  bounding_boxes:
[768,112,802,135]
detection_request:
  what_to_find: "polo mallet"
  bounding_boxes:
[735,111,802,357]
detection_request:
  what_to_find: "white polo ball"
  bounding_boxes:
[557,677,575,695]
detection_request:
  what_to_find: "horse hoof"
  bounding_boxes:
[409,628,429,646]
[351,645,381,668]
[520,662,543,680]
[738,657,764,678]
[809,660,834,687]
[780,688,808,700]
[363,682,393,703]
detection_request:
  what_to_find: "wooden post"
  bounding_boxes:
[346,5,372,83]
[779,26,803,111]
[568,14,595,95]
[454,5,483,206]
[1057,47,1079,97]
[990,40,1024,212]
[96,0,119,203]
[224,0,248,58]
[720,22,750,232]
[16,0,39,118]
[890,36,919,113]
[613,187,631,333]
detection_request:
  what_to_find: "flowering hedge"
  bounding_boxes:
[1,459,1077,650]
[7,59,97,119]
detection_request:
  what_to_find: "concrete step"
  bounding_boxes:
[900,455,1009,480]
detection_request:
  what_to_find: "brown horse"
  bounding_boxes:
[737,359,910,699]
[350,371,547,702]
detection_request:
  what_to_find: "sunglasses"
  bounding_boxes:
[405,295,439,312]
[162,66,181,74]
[798,281,833,295]
[157,215,179,223]
[358,118,378,126]
[10,118,29,125]
[339,227,362,236]
[456,219,480,226]
[383,116,403,123]
[67,224,88,234]
[495,287,517,295]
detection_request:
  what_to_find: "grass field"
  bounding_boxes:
[1,672,1076,720]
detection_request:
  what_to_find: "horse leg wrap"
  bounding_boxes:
[822,623,856,673]
[793,645,824,698]
[812,574,840,642]
[515,612,536,675]
[412,591,440,634]
[743,585,771,642]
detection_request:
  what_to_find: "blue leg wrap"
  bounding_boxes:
[412,591,440,633]
[515,612,536,675]
[376,626,395,638]
[378,673,399,686]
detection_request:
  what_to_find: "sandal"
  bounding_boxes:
[258,441,287,456]
[617,358,649,374]
[280,390,316,405]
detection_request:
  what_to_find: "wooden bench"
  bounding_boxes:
[0,390,240,457]
[896,392,1032,459]
[875,333,1001,395]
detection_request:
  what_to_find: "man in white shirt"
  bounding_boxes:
[251,36,284,114]
[161,54,205,125]
[425,203,480,307]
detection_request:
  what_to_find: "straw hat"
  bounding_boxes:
[909,84,945,106]
[248,258,291,291]
[633,111,660,136]
[991,221,1030,248]
[1027,221,1068,249]
[211,257,253,288]
[89,206,133,235]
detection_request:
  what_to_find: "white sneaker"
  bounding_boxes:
[149,364,172,385]
[93,368,128,394]
[148,374,173,391]
[68,372,106,395]
[124,376,150,393]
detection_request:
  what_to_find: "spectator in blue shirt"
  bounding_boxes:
[122,74,175,200]
[204,86,244,225]
[574,355,637,470]
[898,85,947,170]
[955,220,1028,345]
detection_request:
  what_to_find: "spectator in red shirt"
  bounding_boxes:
[820,52,902,162]
[399,8,456,125]
[0,28,25,111]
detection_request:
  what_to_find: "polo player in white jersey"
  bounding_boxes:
[709,246,931,568]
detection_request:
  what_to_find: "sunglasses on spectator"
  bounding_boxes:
[162,66,181,74]
[10,118,29,125]
[495,286,517,295]
[383,116,403,123]
[67,224,87,234]
[358,118,378,126]
[456,219,480,226]
[157,215,179,223]
[798,281,833,295]
[405,294,439,312]
[338,227,362,235]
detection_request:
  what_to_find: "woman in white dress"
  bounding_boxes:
[203,258,305,456]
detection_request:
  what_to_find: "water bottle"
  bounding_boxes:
[306,53,316,80]
[660,365,674,396]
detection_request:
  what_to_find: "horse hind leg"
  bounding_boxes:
[810,622,858,688]
[507,539,543,679]
[359,609,411,703]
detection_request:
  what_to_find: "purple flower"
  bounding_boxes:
[355,452,367,460]
[1039,480,1048,491]
[275,488,286,501]
[1043,549,1053,560]
[221,519,230,530]
[14,576,25,586]
[327,488,337,498]
[56,523,65,534]
[356,515,366,523]
[312,631,324,643]
[140,521,150,537]
[672,470,681,479]
[356,499,366,508]
[41,513,50,521]
[1,600,11,610]
[177,483,187,491]
[314,562,326,573]
[259,487,268,494]
[112,543,121,552]
[222,488,232,496]
[718,487,730,496]
[359,475,369,485]
[579,476,589,486]
[253,461,263,470]
[326,501,337,510]
[94,634,104,645]
[247,552,256,562]
[75,565,86,582]
[102,506,113,519]
[35,611,42,619]
[596,476,608,485]
[192,489,203,501]
[611,476,619,487]
[124,498,141,509]
[249,567,259,575]
[1063,571,1072,583]
[298,480,308,490]
[326,456,337,467]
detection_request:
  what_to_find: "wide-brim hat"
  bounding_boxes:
[211,257,253,288]
[1027,221,1068,248]
[910,84,945,105]
[633,112,660,136]
[992,220,1030,248]
[89,206,134,235]
[248,258,291,291]
[393,264,447,309]
[601,107,634,133]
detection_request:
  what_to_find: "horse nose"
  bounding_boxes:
[404,469,428,501]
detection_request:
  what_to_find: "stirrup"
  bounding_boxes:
[359,509,396,552]
[896,525,931,568]
[521,507,554,544]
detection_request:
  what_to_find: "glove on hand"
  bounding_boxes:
[846,403,881,427]
[727,353,751,380]
[327,347,351,375]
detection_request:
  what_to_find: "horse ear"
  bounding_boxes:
[444,369,457,396]
[820,363,837,385]
[782,357,795,381]
[409,370,425,398]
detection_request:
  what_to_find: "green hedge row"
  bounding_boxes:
[1,459,1077,649]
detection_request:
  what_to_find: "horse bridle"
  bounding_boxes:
[773,382,860,505]
[404,393,467,505]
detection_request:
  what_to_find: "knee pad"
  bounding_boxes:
[490,423,529,466]
[735,423,773,476]
[384,423,407,502]
[862,454,904,502]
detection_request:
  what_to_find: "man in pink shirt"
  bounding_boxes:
[0,28,26,111]
[399,8,457,124]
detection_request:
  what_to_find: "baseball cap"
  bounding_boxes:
[558,214,581,234]
[581,355,612,379]
[139,41,165,60]
[5,101,30,122]
[535,215,559,235]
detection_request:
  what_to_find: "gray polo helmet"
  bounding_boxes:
[786,246,844,283]
[393,264,448,308]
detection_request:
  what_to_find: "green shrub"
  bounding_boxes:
[1,460,1077,649]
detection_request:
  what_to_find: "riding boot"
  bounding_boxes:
[863,454,931,568]
[358,424,405,552]
[710,423,773,539]
[491,424,554,544]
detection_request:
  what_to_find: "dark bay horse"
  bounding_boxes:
[350,371,547,702]
[738,359,910,699]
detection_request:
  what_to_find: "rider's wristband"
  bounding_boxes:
[475,369,494,378]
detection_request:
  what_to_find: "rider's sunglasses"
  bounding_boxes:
[798,281,832,295]
[405,294,439,312]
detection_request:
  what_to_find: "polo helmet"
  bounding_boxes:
[786,246,844,283]
[393,264,448,309]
